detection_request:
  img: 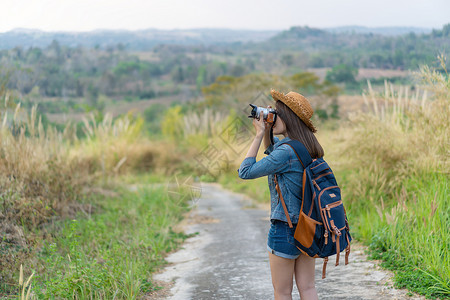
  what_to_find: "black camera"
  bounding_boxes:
[248,104,277,124]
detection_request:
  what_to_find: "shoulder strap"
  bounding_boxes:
[275,140,313,228]
[274,174,293,228]
[282,140,313,169]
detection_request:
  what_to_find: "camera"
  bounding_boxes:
[248,104,277,124]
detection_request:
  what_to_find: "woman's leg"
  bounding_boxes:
[268,251,296,300]
[294,253,318,300]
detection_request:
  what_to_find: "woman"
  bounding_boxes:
[238,89,323,300]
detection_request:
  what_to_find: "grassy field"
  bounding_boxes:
[26,181,193,298]
[0,97,197,298]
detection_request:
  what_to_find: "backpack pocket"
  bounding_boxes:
[294,210,323,255]
[322,200,346,231]
[318,186,346,232]
[310,160,330,175]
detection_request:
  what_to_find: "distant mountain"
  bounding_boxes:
[323,26,432,36]
[261,24,449,53]
[0,28,280,50]
[0,25,445,51]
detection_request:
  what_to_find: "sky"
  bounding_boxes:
[1,0,449,33]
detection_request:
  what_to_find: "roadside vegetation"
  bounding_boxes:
[1,24,448,298]
[0,77,198,297]
[325,57,449,299]
[30,184,192,298]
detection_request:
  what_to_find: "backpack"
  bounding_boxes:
[273,139,352,279]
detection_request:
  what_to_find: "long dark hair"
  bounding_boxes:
[275,100,324,158]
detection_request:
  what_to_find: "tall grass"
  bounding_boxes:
[0,88,197,294]
[325,56,449,299]
[182,108,229,138]
[0,101,91,288]
[69,111,154,176]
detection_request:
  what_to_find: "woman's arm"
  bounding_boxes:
[249,107,275,157]
[263,129,271,151]
[238,145,291,179]
[244,132,264,159]
[243,110,268,159]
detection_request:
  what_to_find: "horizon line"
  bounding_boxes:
[0,24,441,34]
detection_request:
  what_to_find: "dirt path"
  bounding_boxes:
[149,183,425,300]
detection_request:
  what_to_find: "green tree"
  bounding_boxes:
[325,64,358,83]
[281,54,294,66]
[290,72,320,91]
[196,66,206,91]
[230,65,246,77]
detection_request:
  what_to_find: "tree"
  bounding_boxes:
[281,54,294,66]
[325,64,358,83]
[230,65,246,77]
[172,66,184,83]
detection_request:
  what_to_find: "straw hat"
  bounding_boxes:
[270,89,317,133]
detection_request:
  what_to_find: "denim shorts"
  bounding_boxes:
[267,219,302,260]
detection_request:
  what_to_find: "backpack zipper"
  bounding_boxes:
[325,205,331,218]
[325,200,343,217]
[314,171,333,181]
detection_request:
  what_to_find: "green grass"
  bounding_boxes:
[349,172,449,299]
[115,172,170,184]
[14,178,194,299]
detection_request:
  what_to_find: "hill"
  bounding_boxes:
[253,24,450,69]
[0,28,280,50]
[323,26,432,36]
[0,25,447,51]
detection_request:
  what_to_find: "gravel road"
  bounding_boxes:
[150,183,425,300]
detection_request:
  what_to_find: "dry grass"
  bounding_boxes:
[317,56,449,298]
[0,98,195,288]
[322,55,449,188]
[182,108,229,138]
[279,57,450,298]
[0,101,93,285]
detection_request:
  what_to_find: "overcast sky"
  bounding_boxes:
[1,0,449,33]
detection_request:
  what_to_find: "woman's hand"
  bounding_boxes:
[253,111,265,136]
[253,106,272,137]
[245,106,273,158]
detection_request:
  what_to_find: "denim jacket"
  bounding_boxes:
[237,136,304,224]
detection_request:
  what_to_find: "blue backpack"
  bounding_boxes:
[274,139,352,279]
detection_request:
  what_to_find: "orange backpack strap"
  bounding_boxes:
[322,257,328,279]
[345,234,351,265]
[274,174,293,228]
